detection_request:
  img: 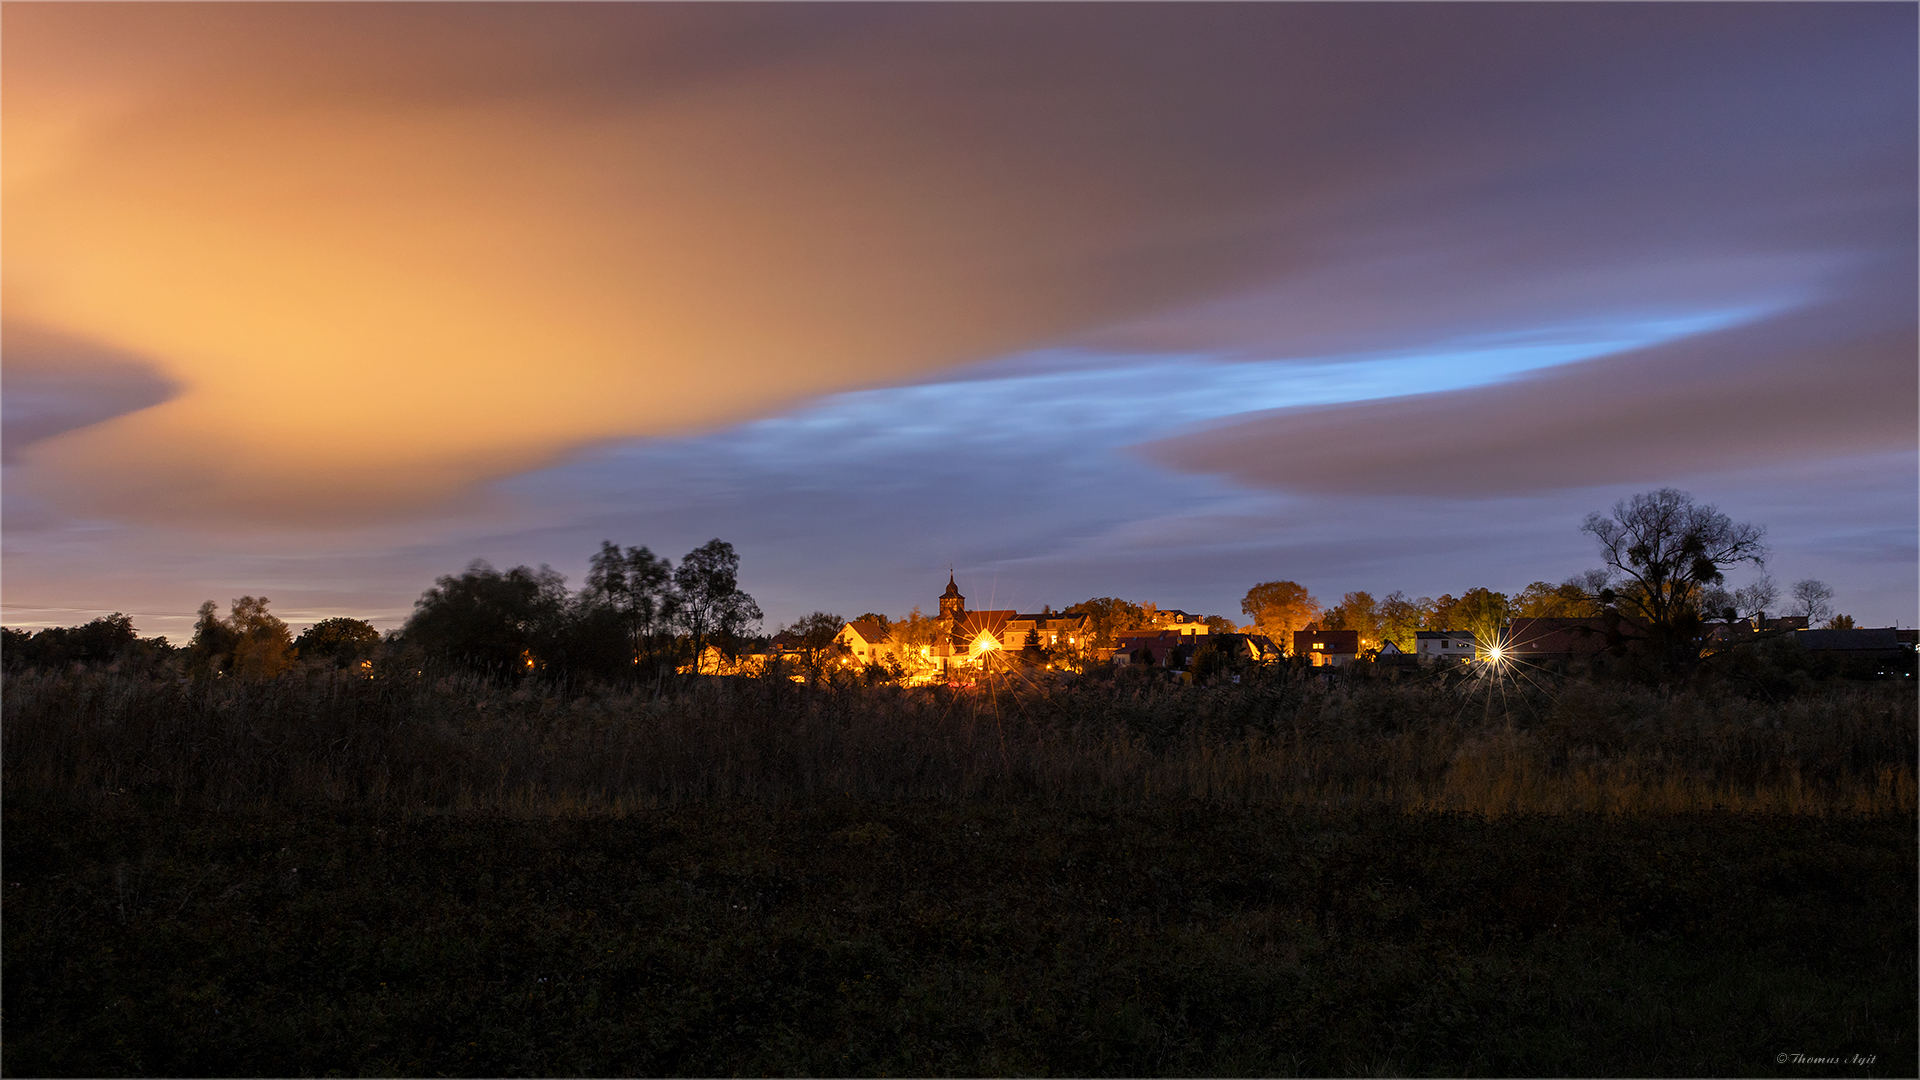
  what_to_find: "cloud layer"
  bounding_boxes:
[3,5,1913,633]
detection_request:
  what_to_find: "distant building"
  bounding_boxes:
[1004,611,1090,652]
[1793,626,1905,664]
[1374,639,1419,669]
[1112,630,1190,668]
[835,619,897,667]
[1506,618,1609,661]
[1414,630,1476,663]
[1294,628,1360,667]
[1148,609,1212,636]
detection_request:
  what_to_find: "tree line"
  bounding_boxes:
[3,539,762,685]
[0,490,1868,684]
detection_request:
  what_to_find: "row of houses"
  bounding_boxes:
[755,574,1914,679]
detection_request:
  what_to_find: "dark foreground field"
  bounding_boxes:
[4,799,1912,1077]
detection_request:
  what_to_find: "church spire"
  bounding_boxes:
[939,569,965,619]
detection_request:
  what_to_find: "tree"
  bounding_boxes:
[674,539,762,674]
[1203,614,1238,635]
[1379,592,1424,652]
[1824,614,1856,630]
[582,541,677,677]
[1240,581,1319,654]
[1790,579,1836,627]
[1453,588,1510,651]
[187,601,240,680]
[890,606,942,674]
[1322,591,1383,653]
[1512,581,1599,619]
[403,560,571,676]
[293,617,382,669]
[782,611,849,683]
[226,596,297,681]
[1581,488,1767,660]
[5,613,141,672]
[1065,597,1151,651]
[1700,573,1778,628]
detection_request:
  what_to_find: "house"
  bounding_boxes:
[1414,630,1476,664]
[1003,611,1090,652]
[1293,628,1360,667]
[1214,633,1284,664]
[1374,639,1420,669]
[1148,608,1212,636]
[835,619,897,667]
[1505,618,1608,660]
[1112,631,1188,667]
[1793,627,1907,667]
[1506,614,1648,665]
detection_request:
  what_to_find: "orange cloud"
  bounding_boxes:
[4,5,1307,525]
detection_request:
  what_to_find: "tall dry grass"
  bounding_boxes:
[3,666,1912,816]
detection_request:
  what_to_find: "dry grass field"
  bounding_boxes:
[4,666,1913,1076]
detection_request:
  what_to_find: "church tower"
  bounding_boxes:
[939,572,966,620]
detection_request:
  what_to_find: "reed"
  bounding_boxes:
[5,666,1911,817]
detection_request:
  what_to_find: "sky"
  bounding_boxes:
[4,3,1915,638]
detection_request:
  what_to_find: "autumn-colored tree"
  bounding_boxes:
[1240,581,1319,654]
[224,596,297,681]
[888,606,941,673]
[1379,591,1424,652]
[1322,591,1384,654]
[1065,597,1151,651]
[1512,581,1600,619]
[1452,588,1510,651]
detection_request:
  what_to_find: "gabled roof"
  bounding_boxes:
[842,619,891,645]
[954,609,1016,637]
[1293,629,1360,652]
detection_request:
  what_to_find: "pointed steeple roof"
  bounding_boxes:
[941,571,963,599]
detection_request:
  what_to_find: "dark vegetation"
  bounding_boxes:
[5,491,1913,1076]
[3,662,1914,1076]
[6,798,1911,1078]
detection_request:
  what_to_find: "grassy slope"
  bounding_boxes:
[5,798,1912,1077]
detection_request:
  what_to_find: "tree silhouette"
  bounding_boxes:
[1582,488,1767,663]
[403,561,570,676]
[673,539,762,674]
[293,617,381,669]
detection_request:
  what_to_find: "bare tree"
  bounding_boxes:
[1581,488,1766,660]
[1790,579,1835,626]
